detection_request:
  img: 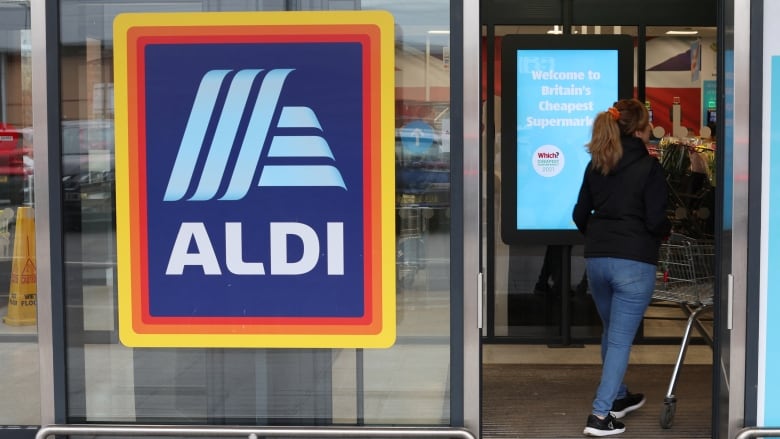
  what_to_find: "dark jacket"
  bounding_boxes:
[572,136,671,265]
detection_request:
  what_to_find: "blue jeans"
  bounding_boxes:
[586,257,656,417]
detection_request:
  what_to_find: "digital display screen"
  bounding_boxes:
[514,49,618,231]
[501,35,633,245]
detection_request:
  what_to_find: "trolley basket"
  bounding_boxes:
[652,233,715,429]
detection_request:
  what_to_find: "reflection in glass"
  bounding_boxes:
[60,0,453,426]
[0,0,39,426]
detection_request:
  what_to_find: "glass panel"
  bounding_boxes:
[61,0,452,425]
[364,0,451,424]
[486,25,637,342]
[0,0,39,426]
[644,27,717,141]
[486,24,718,343]
[643,26,717,341]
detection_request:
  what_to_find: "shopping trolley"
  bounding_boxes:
[396,205,426,289]
[395,157,449,290]
[652,233,715,429]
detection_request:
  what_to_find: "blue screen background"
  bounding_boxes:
[515,49,618,230]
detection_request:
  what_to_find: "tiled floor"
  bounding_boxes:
[0,341,41,425]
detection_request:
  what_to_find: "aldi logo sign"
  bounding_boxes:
[113,11,395,348]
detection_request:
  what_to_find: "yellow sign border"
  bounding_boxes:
[114,10,395,348]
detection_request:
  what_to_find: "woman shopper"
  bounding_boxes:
[573,99,671,437]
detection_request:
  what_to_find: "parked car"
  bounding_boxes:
[0,123,32,207]
[61,120,115,230]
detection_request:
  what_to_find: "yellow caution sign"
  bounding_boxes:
[3,207,36,326]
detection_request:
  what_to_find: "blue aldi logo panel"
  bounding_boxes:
[146,45,365,317]
[114,11,396,348]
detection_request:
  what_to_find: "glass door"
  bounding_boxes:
[56,0,463,429]
[0,0,39,433]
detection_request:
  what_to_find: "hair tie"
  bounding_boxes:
[607,107,620,121]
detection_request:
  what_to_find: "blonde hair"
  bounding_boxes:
[586,98,650,175]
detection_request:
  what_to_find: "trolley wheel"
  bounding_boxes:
[660,398,676,429]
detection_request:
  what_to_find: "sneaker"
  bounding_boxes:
[610,391,646,419]
[583,414,626,436]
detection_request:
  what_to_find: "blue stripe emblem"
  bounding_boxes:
[163,68,347,202]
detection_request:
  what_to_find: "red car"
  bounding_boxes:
[0,123,32,207]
